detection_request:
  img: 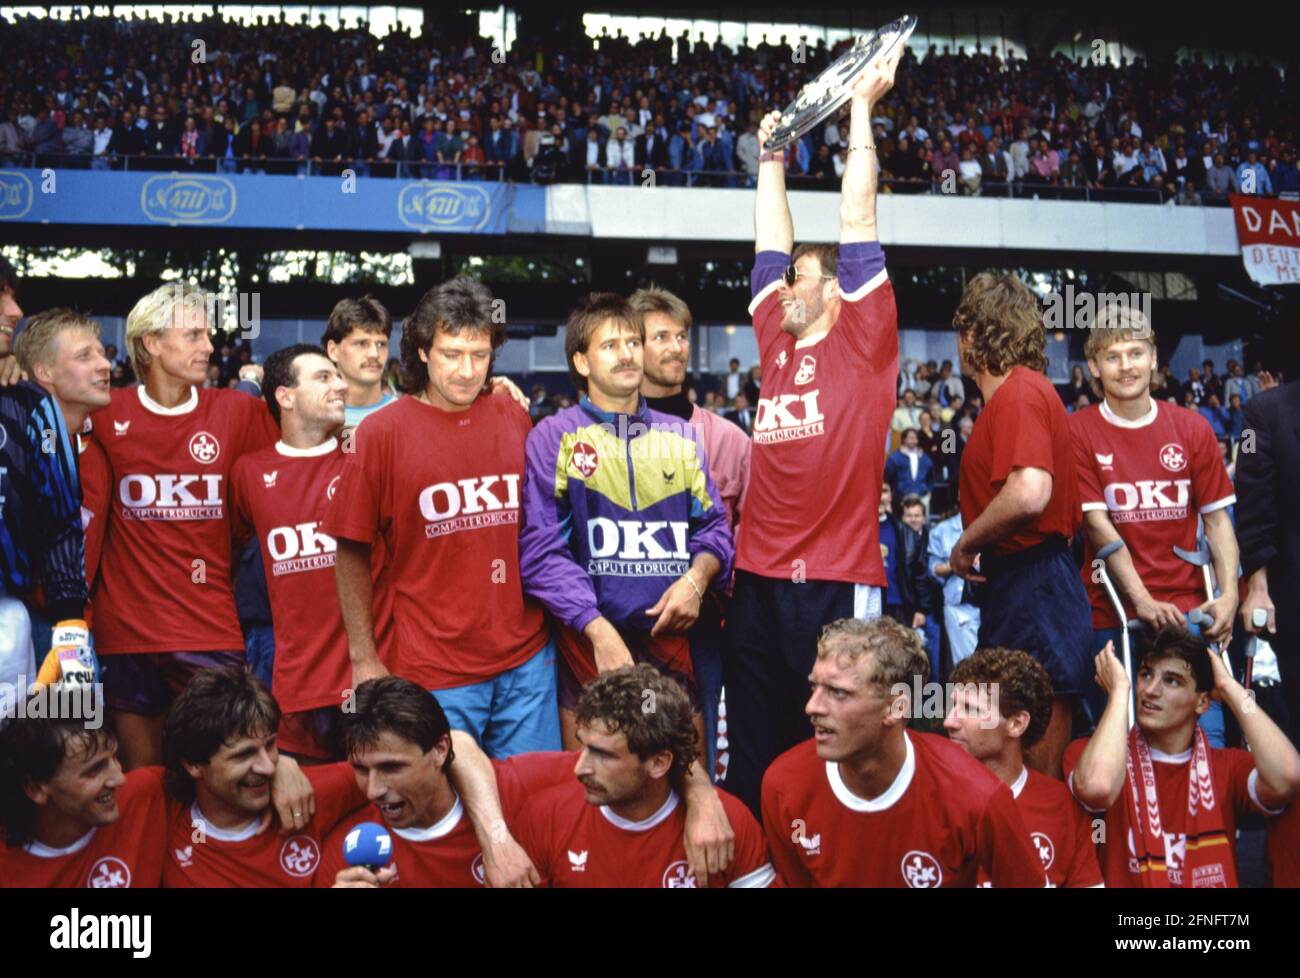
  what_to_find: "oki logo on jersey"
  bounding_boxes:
[266,521,337,576]
[662,860,698,888]
[901,850,943,888]
[753,391,825,445]
[571,442,599,478]
[794,354,816,385]
[189,431,221,464]
[88,856,131,888]
[417,474,521,538]
[586,517,690,577]
[1102,479,1192,524]
[118,473,223,520]
[279,836,321,878]
[1031,832,1056,870]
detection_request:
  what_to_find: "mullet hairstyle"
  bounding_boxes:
[321,294,392,348]
[563,292,643,393]
[627,285,693,331]
[575,664,698,790]
[1083,304,1157,360]
[0,711,119,848]
[124,281,212,380]
[949,646,1054,749]
[261,343,327,427]
[163,667,282,806]
[398,276,505,395]
[13,307,102,376]
[339,677,455,774]
[817,616,930,690]
[951,272,1048,375]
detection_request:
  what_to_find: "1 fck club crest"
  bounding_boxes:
[571,441,599,478]
[1159,443,1187,472]
[189,431,220,464]
[794,354,817,385]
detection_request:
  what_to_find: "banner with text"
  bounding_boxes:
[1230,194,1300,285]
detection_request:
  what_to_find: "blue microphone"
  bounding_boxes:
[343,822,393,870]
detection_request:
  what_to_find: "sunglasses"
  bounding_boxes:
[783,265,836,287]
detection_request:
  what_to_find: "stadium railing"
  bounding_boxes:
[3,151,1262,207]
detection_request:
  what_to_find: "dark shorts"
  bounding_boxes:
[278,705,346,761]
[977,538,1092,696]
[102,650,244,716]
[554,626,697,712]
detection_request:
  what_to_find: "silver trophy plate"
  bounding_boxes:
[764,14,917,152]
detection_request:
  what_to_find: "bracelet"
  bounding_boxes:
[680,573,704,601]
[849,144,877,152]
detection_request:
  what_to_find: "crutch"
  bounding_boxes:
[1095,539,1137,729]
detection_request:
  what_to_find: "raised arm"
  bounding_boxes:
[1071,643,1131,811]
[447,730,539,888]
[840,43,902,244]
[754,110,793,254]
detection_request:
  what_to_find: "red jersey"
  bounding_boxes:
[231,438,394,713]
[1064,737,1274,888]
[78,432,110,595]
[1069,400,1236,627]
[314,750,574,887]
[321,394,548,689]
[1267,801,1300,888]
[0,767,166,888]
[86,386,278,654]
[162,762,364,887]
[516,780,773,888]
[978,766,1103,888]
[960,366,1079,555]
[761,733,1046,887]
[736,243,898,585]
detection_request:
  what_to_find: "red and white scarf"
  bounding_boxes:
[1123,726,1236,887]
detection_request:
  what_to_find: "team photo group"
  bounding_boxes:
[2,34,1299,893]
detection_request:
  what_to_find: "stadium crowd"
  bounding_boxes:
[1,10,1297,202]
[2,36,1300,893]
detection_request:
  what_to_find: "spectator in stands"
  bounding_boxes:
[1199,393,1230,439]
[1226,393,1246,443]
[1185,366,1206,405]
[61,110,92,166]
[1236,149,1273,195]
[929,505,980,669]
[1275,149,1300,197]
[878,483,932,634]
[736,120,760,186]
[1176,178,1203,206]
[932,137,960,190]
[885,428,935,508]
[957,146,982,195]
[724,392,753,436]
[1204,153,1237,202]
[891,388,921,431]
[1224,361,1257,403]
[1061,364,1093,407]
[177,115,205,167]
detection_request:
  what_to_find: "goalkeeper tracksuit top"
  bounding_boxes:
[519,394,734,636]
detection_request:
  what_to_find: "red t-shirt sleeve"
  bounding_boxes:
[229,458,255,544]
[1064,803,1105,887]
[493,751,576,820]
[1189,415,1236,512]
[321,421,387,544]
[979,784,1049,887]
[988,379,1056,485]
[1070,415,1105,508]
[720,792,777,888]
[306,761,367,833]
[760,772,812,888]
[79,433,112,590]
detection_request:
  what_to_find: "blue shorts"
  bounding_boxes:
[976,538,1092,696]
[431,637,561,758]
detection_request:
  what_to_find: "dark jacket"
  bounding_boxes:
[1237,382,1300,643]
[882,514,933,617]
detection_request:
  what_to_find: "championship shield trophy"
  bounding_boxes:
[763,14,917,152]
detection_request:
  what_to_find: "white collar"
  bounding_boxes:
[795,329,829,350]
[189,801,267,842]
[1100,397,1158,429]
[25,827,96,858]
[599,789,679,831]
[1150,746,1194,764]
[827,731,916,812]
[391,792,463,842]
[138,383,198,416]
[1009,765,1029,799]
[275,437,338,458]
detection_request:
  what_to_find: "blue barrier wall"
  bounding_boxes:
[0,168,546,233]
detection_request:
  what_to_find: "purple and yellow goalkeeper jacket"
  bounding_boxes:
[519,395,734,635]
